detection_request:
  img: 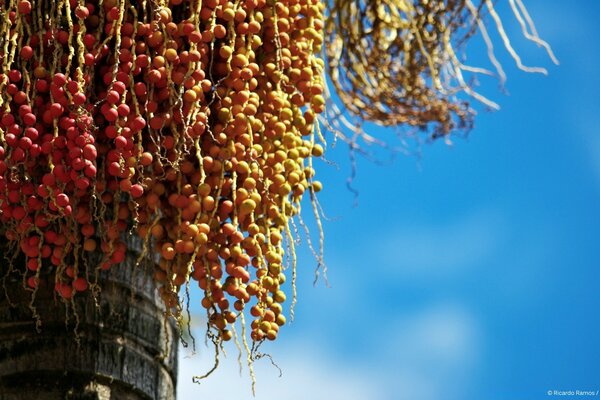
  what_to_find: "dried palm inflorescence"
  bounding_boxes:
[325,0,558,141]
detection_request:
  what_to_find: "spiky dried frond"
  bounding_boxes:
[325,0,557,138]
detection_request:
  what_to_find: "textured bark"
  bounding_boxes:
[0,236,178,399]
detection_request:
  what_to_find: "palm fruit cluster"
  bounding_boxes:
[0,0,326,344]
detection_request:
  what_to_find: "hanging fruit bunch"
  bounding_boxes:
[0,0,326,347]
[0,0,555,381]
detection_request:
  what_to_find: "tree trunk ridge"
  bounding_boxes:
[0,235,178,399]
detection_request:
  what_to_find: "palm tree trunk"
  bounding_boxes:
[0,236,178,399]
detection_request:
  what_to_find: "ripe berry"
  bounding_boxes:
[17,0,31,14]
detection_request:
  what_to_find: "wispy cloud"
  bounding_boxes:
[177,339,384,400]
[374,210,506,279]
[381,303,481,400]
[177,302,480,400]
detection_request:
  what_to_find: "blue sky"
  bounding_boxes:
[178,2,600,399]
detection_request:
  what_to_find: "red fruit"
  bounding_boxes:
[84,164,97,177]
[27,276,38,289]
[146,101,158,113]
[84,53,95,66]
[73,277,88,292]
[114,136,127,149]
[75,176,90,190]
[132,116,146,131]
[73,92,86,105]
[6,84,18,96]
[27,258,39,271]
[54,165,70,183]
[57,283,73,299]
[135,55,149,68]
[56,193,70,207]
[19,137,32,149]
[20,46,34,60]
[82,144,97,160]
[35,214,49,227]
[17,0,31,14]
[107,150,120,162]
[119,50,133,64]
[81,224,94,237]
[8,70,21,82]
[189,30,202,43]
[72,157,86,170]
[110,82,125,96]
[22,184,34,196]
[134,82,147,96]
[75,5,89,19]
[163,135,174,149]
[27,196,42,210]
[50,103,64,117]
[121,22,134,36]
[147,70,161,83]
[130,184,144,198]
[12,206,26,220]
[105,125,118,139]
[100,262,111,271]
[149,116,164,130]
[13,91,26,104]
[22,113,36,126]
[41,245,51,258]
[42,173,55,186]
[7,191,19,203]
[104,107,118,122]
[83,34,95,50]
[35,79,48,92]
[56,31,69,45]
[119,179,132,192]
[59,117,75,129]
[50,85,65,99]
[5,133,17,146]
[1,114,14,127]
[53,73,67,86]
[116,71,130,85]
[29,144,41,157]
[7,124,19,135]
[107,6,119,21]
[214,24,227,39]
[111,249,125,263]
[107,161,121,176]
[67,80,79,94]
[68,146,82,159]
[11,147,25,161]
[24,127,39,140]
[19,104,31,116]
[106,90,120,104]
[117,103,130,116]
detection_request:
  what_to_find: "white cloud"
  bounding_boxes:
[388,304,479,366]
[177,339,383,400]
[383,304,481,400]
[374,210,506,278]
[177,303,480,400]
